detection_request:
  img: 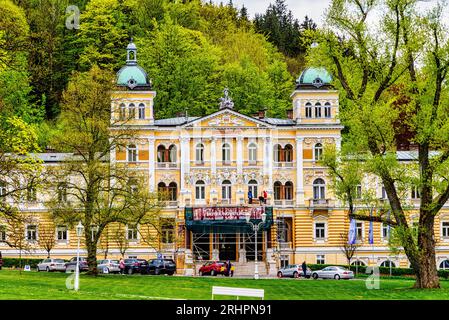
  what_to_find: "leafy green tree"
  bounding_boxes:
[310,0,449,288]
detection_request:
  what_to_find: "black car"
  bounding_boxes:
[147,259,176,275]
[124,258,149,274]
[65,257,89,272]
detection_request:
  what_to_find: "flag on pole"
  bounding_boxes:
[369,208,374,245]
[387,209,391,240]
[348,218,357,245]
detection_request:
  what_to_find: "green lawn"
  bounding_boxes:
[1,270,449,300]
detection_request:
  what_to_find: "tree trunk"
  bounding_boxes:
[86,243,98,276]
[414,214,440,288]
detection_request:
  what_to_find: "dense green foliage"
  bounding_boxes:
[0,0,315,148]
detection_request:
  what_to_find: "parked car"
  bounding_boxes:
[311,266,354,280]
[123,258,149,274]
[37,258,66,272]
[277,264,312,278]
[147,259,176,275]
[198,261,226,276]
[65,257,89,272]
[97,259,120,274]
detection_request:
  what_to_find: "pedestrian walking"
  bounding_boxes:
[119,257,125,275]
[302,261,307,278]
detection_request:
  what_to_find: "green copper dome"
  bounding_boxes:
[116,65,148,86]
[297,67,332,88]
[116,39,151,89]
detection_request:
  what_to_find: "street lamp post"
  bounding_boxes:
[75,221,84,292]
[245,212,267,280]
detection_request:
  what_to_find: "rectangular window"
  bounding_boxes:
[127,226,138,241]
[26,225,37,241]
[382,223,390,240]
[222,184,231,200]
[128,147,138,162]
[57,225,68,241]
[442,222,449,238]
[315,223,325,240]
[356,222,363,241]
[196,185,205,200]
[316,254,325,264]
[161,222,174,244]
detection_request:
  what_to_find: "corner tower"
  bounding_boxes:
[112,39,156,125]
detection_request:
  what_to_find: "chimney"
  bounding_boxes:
[258,109,266,119]
[286,109,293,119]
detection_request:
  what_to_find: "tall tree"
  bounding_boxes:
[311,0,449,288]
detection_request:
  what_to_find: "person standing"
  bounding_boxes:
[226,260,232,277]
[302,261,308,279]
[248,189,253,204]
[263,190,268,204]
[119,258,125,275]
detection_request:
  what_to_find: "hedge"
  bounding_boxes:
[1,258,43,269]
[307,263,449,279]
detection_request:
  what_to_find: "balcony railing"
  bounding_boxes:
[273,199,294,207]
[274,161,295,168]
[308,198,333,212]
[157,162,178,168]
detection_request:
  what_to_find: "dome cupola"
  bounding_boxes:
[296,67,332,89]
[116,38,151,90]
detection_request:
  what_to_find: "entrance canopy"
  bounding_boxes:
[185,206,273,234]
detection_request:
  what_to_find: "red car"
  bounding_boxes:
[198,261,226,276]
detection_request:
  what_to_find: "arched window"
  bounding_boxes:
[380,260,396,268]
[128,103,136,119]
[138,103,145,119]
[248,143,257,162]
[274,144,282,162]
[314,143,323,161]
[222,180,232,200]
[313,178,326,200]
[119,103,126,120]
[284,181,294,200]
[157,182,167,200]
[351,260,366,266]
[248,180,258,199]
[127,144,138,162]
[157,145,167,163]
[196,144,204,163]
[195,180,205,200]
[439,260,449,270]
[222,143,231,163]
[169,145,177,163]
[284,144,293,162]
[305,102,313,118]
[315,102,322,118]
[324,102,331,118]
[168,182,177,201]
[274,182,283,200]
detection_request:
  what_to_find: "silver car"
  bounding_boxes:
[37,258,66,272]
[277,264,312,278]
[312,266,354,280]
[97,259,120,274]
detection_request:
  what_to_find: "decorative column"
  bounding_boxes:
[180,136,190,194]
[148,137,155,192]
[296,136,304,205]
[236,136,243,175]
[210,137,217,175]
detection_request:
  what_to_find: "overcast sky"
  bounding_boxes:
[212,0,445,26]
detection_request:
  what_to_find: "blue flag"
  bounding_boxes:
[348,218,357,245]
[387,209,391,240]
[369,210,374,245]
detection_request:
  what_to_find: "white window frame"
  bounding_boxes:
[127,144,138,163]
[313,179,326,200]
[316,254,325,264]
[314,143,323,161]
[356,221,364,243]
[442,221,449,240]
[411,186,420,199]
[56,225,68,242]
[324,102,331,118]
[248,143,257,163]
[381,223,391,242]
[195,181,205,200]
[138,103,145,120]
[221,180,232,200]
[26,224,38,242]
[314,221,327,242]
[126,224,139,242]
[195,143,204,163]
[128,103,136,119]
[222,143,231,163]
[314,102,322,118]
[305,102,313,118]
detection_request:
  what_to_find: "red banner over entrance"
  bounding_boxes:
[193,206,265,221]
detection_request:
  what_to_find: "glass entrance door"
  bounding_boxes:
[218,234,237,261]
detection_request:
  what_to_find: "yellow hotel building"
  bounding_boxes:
[3,41,449,275]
